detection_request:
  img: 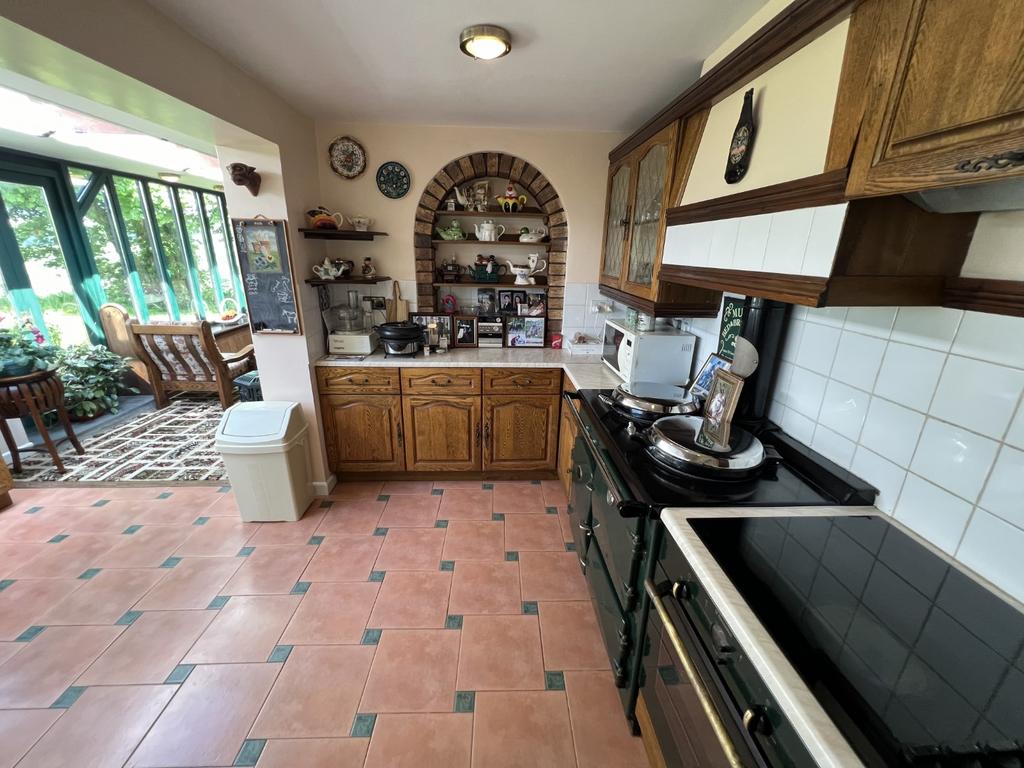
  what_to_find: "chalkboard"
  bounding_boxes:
[232,218,301,334]
[718,296,745,361]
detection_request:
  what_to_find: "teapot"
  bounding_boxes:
[475,220,505,242]
[312,257,341,279]
[305,206,345,230]
[506,261,533,286]
[518,225,548,243]
[435,220,467,240]
[496,182,528,213]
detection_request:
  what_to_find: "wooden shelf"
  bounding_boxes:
[432,237,550,250]
[300,228,389,241]
[305,276,392,286]
[433,277,548,290]
[435,208,547,219]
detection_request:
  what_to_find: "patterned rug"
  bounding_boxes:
[11,394,227,484]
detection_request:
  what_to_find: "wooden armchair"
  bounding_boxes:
[129,320,256,409]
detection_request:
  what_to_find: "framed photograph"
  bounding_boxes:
[506,315,545,347]
[526,294,546,316]
[698,369,744,447]
[477,289,497,315]
[454,315,478,348]
[497,290,514,313]
[410,314,452,346]
[691,353,731,398]
[512,291,528,315]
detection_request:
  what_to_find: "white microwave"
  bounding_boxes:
[602,318,696,385]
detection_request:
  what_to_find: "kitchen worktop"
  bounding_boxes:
[315,348,623,390]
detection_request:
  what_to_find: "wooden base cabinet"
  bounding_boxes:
[321,394,405,472]
[402,395,481,472]
[483,394,560,471]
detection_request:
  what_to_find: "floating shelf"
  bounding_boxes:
[433,277,548,290]
[434,208,547,219]
[432,237,550,250]
[299,228,389,241]
[305,276,392,286]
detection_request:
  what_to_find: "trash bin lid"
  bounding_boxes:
[215,401,307,452]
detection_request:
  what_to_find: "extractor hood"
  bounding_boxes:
[905,175,1024,214]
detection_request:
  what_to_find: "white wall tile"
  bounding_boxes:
[802,204,846,277]
[859,397,925,467]
[818,381,869,441]
[831,331,886,392]
[910,419,998,503]
[804,306,848,328]
[952,310,1024,369]
[891,307,963,352]
[930,356,1024,440]
[844,307,897,339]
[780,318,804,364]
[663,224,705,267]
[563,283,588,306]
[768,398,786,424]
[562,305,586,331]
[850,447,907,514]
[773,362,796,408]
[811,425,855,468]
[1005,404,1024,450]
[732,215,771,271]
[956,510,1024,604]
[788,367,827,419]
[874,342,945,411]
[894,474,973,555]
[978,446,1024,529]
[795,322,841,375]
[708,218,739,270]
[763,208,813,274]
[781,407,816,445]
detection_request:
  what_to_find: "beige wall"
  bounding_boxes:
[701,0,794,75]
[961,211,1024,280]
[313,122,625,284]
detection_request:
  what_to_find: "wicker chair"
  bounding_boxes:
[129,320,255,409]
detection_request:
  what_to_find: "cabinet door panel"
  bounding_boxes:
[600,162,632,286]
[322,395,404,472]
[402,396,481,472]
[483,394,559,471]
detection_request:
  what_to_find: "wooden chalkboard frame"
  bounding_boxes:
[231,217,302,335]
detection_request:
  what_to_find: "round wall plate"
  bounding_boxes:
[376,161,410,199]
[328,136,366,179]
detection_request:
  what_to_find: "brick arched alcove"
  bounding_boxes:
[413,152,568,340]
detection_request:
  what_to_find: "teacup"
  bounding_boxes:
[350,215,373,232]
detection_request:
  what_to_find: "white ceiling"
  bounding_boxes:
[144,0,765,131]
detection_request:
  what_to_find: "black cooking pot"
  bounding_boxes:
[375,321,425,355]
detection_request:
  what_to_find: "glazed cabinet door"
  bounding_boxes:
[402,395,481,472]
[599,159,634,289]
[847,0,1024,196]
[483,394,560,471]
[621,122,678,299]
[321,394,405,472]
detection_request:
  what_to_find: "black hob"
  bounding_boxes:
[577,388,876,510]
[692,515,1024,767]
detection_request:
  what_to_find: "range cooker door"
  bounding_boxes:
[583,537,634,692]
[567,434,596,563]
[590,463,646,613]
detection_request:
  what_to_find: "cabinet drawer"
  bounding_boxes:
[400,368,481,395]
[317,367,399,394]
[483,367,561,394]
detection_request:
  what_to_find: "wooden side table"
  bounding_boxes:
[0,369,84,473]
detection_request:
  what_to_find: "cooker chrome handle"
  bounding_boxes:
[644,578,744,768]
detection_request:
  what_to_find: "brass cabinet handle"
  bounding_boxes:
[644,579,744,768]
[484,423,491,443]
[431,378,452,386]
[396,423,403,445]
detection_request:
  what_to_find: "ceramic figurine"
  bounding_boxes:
[312,257,341,279]
[227,163,261,197]
[496,182,528,212]
[362,257,376,277]
[435,220,466,240]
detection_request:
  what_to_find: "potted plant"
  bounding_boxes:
[0,317,57,377]
[56,344,137,421]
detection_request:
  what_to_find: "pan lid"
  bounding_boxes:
[644,415,764,472]
[607,381,700,417]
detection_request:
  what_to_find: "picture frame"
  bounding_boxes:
[506,315,545,347]
[691,352,731,398]
[231,217,301,334]
[477,289,497,315]
[410,313,453,346]
[454,315,478,348]
[526,294,546,316]
[512,291,528,315]
[698,368,744,448]
[497,290,514,314]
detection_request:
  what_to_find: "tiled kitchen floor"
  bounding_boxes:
[0,480,649,768]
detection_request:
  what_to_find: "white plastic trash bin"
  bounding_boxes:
[215,401,313,522]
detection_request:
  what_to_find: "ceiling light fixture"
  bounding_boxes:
[459,25,511,60]
[158,172,182,183]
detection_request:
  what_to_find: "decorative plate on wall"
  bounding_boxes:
[376,161,411,199]
[328,136,366,179]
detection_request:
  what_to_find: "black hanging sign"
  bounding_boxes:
[718,296,745,361]
[232,217,302,334]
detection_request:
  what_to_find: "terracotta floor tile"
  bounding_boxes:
[149,486,223,510]
[280,581,380,644]
[93,526,192,568]
[222,545,314,594]
[39,568,165,625]
[87,486,165,501]
[302,535,382,582]
[0,512,65,543]
[448,561,522,615]
[566,670,649,768]
[250,645,375,738]
[130,499,209,527]
[365,713,472,768]
[492,484,547,515]
[174,517,260,557]
[17,684,177,768]
[245,508,326,546]
[256,738,368,768]
[472,691,576,768]
[0,642,22,666]
[0,541,47,577]
[202,492,240,517]
[329,481,384,500]
[360,629,459,713]
[126,662,279,768]
[0,579,83,640]
[504,514,564,551]
[134,556,241,610]
[381,480,434,495]
[431,480,487,490]
[378,495,440,528]
[183,594,300,663]
[315,500,385,535]
[10,533,121,579]
[539,601,609,671]
[557,508,574,543]
[457,615,545,691]
[77,610,215,685]
[0,625,122,708]
[438,489,493,520]
[56,505,142,534]
[441,521,504,562]
[540,480,569,507]
[0,710,63,768]
[21,487,107,508]
[520,551,589,601]
[375,529,446,571]
[368,571,451,629]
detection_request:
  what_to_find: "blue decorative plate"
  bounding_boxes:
[376,161,410,199]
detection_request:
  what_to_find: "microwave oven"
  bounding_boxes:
[602,318,696,385]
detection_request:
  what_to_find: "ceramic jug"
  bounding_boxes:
[475,220,505,242]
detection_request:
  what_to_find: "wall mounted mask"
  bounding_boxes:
[227,163,261,197]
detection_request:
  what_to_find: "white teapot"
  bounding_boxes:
[474,220,505,242]
[312,257,340,279]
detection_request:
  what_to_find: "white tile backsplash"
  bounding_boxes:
[874,342,945,411]
[894,474,974,555]
[843,307,897,338]
[708,218,740,269]
[763,208,814,274]
[818,380,869,441]
[956,511,1024,602]
[732,215,772,271]
[952,310,1024,368]
[891,307,963,352]
[796,321,841,375]
[859,396,925,467]
[811,424,855,468]
[1005,404,1024,450]
[909,419,998,503]
[830,331,885,392]
[787,366,827,419]
[978,446,1024,529]
[802,204,847,277]
[929,356,1024,440]
[850,447,906,514]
